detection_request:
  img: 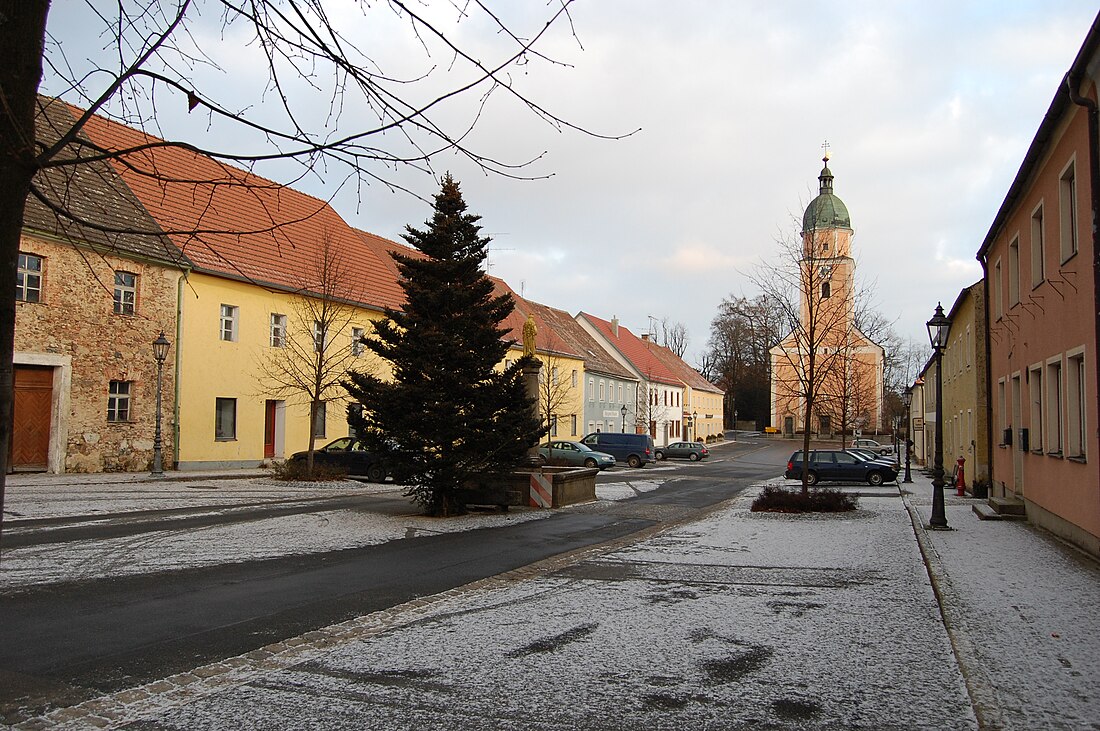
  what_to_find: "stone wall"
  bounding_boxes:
[15,234,182,472]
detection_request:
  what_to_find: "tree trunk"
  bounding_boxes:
[0,0,51,545]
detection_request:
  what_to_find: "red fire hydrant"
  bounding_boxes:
[955,456,966,496]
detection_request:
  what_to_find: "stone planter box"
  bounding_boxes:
[457,466,597,509]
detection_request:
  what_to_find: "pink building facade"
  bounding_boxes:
[977,14,1100,555]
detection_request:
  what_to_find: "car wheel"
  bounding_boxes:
[806,471,818,486]
[366,464,386,483]
[867,471,884,486]
[689,452,699,461]
[584,458,598,469]
[654,451,665,460]
[628,455,642,468]
[538,454,549,466]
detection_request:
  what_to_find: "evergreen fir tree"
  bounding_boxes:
[344,174,544,516]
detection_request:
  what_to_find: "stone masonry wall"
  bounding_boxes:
[15,234,182,472]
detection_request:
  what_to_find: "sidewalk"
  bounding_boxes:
[901,474,1100,730]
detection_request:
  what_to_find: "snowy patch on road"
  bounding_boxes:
[595,480,663,501]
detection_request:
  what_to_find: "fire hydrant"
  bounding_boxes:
[955,456,966,496]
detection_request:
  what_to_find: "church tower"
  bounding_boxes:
[800,153,856,332]
[770,153,885,437]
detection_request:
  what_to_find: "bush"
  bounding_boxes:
[270,458,349,482]
[751,485,859,513]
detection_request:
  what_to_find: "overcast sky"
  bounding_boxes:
[44,1,1100,367]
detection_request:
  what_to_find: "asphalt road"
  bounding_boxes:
[0,439,788,724]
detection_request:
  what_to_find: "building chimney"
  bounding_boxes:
[641,333,649,342]
[611,316,619,337]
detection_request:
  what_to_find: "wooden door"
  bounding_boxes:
[264,400,277,458]
[12,366,53,471]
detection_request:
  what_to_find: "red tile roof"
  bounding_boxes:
[72,104,407,310]
[578,312,681,386]
[647,342,724,395]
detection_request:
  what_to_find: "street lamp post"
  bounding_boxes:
[926,304,950,529]
[151,332,171,477]
[901,387,913,483]
[692,410,698,442]
[621,404,628,433]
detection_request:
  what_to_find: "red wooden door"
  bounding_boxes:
[264,400,277,458]
[12,366,53,471]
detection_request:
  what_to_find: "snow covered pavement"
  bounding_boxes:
[6,469,1100,729]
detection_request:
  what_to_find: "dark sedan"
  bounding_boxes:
[785,449,897,486]
[655,441,709,461]
[290,437,387,482]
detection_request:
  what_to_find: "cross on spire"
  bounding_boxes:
[821,139,831,162]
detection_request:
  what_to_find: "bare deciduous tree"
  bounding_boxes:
[0,0,627,538]
[256,235,366,475]
[657,317,690,358]
[704,293,785,428]
[757,222,859,494]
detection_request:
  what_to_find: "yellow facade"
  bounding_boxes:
[175,272,386,468]
[507,345,587,440]
[689,389,725,441]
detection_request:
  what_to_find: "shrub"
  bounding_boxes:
[751,485,858,513]
[270,458,349,482]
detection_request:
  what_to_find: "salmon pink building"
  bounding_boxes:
[977,13,1100,555]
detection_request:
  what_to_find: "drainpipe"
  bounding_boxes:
[1066,71,1100,493]
[980,256,994,496]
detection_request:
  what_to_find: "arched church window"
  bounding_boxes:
[821,281,831,299]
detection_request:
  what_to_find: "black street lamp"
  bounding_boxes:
[692,410,698,441]
[926,303,950,529]
[151,332,171,477]
[901,386,913,483]
[620,404,628,433]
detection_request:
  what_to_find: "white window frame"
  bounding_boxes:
[1067,348,1087,460]
[1008,237,1020,306]
[220,305,239,342]
[1045,356,1063,455]
[114,271,137,315]
[108,380,131,422]
[1030,202,1045,288]
[17,253,43,303]
[351,327,365,356]
[270,313,287,348]
[1028,363,1043,453]
[1059,158,1078,263]
[993,259,1003,320]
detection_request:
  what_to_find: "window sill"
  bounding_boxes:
[1045,451,1063,459]
[215,437,237,442]
[1068,455,1087,464]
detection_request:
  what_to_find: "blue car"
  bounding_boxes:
[785,449,898,486]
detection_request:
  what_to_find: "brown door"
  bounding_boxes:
[12,365,53,471]
[264,400,277,458]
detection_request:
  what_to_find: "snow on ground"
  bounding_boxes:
[909,496,1100,730]
[116,487,976,730]
[0,476,669,590]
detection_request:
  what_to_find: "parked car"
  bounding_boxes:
[784,449,898,486]
[538,440,616,469]
[851,438,894,455]
[580,432,654,468]
[655,441,709,461]
[845,448,898,465]
[290,437,387,482]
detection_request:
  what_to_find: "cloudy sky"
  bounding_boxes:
[44,1,1100,367]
